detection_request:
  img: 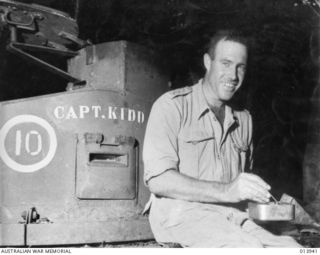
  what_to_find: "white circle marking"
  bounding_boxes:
[0,115,57,173]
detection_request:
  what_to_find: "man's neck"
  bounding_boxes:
[202,81,226,125]
[202,78,224,106]
[211,104,225,125]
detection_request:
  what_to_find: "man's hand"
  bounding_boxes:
[224,173,271,203]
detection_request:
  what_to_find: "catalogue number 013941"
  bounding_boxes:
[300,248,318,254]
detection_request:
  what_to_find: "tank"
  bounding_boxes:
[0,3,169,245]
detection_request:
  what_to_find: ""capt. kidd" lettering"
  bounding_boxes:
[53,105,145,124]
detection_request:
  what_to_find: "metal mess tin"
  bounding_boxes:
[248,202,295,221]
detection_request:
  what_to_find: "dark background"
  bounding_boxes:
[0,0,319,200]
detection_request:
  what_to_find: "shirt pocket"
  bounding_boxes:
[178,129,214,178]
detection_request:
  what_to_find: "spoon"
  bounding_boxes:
[269,193,279,204]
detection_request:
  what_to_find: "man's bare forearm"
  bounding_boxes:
[147,169,271,204]
[148,170,228,203]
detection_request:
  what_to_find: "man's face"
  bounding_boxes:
[204,39,248,103]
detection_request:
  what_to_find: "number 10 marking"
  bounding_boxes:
[15,130,42,156]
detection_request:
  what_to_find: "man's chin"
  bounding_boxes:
[220,93,234,102]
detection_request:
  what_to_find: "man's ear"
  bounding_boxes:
[203,53,212,72]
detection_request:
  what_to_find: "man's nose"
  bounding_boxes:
[228,66,238,81]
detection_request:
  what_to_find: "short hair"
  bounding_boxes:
[207,30,250,59]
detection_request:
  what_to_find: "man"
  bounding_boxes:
[143,30,301,247]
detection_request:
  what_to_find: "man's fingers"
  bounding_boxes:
[252,195,269,204]
[227,173,273,203]
[241,173,271,190]
[244,182,271,203]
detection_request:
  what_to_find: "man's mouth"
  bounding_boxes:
[223,82,237,91]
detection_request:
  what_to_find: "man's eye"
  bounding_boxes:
[222,62,230,67]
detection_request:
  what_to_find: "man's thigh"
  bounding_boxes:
[150,206,263,248]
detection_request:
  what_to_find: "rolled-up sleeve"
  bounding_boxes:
[143,94,181,185]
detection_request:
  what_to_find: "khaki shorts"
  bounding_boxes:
[149,199,301,248]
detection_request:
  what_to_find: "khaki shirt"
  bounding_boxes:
[143,80,253,226]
